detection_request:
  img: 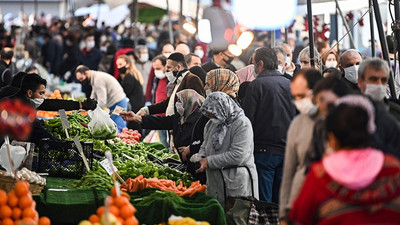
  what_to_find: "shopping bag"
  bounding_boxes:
[221,166,280,225]
[88,106,118,139]
[0,142,26,172]
[143,130,160,143]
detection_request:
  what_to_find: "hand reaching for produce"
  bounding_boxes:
[120,112,142,123]
[81,98,97,110]
[196,158,208,173]
[178,146,190,161]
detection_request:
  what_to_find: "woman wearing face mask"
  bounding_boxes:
[195,92,258,206]
[120,89,205,180]
[289,95,400,224]
[116,55,145,131]
[194,43,208,63]
[322,51,339,69]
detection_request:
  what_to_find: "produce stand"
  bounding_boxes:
[33,178,226,225]
[21,112,227,225]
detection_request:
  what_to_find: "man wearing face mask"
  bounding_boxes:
[279,43,301,77]
[339,49,363,90]
[290,69,323,114]
[358,58,400,122]
[79,34,102,70]
[0,46,14,88]
[75,65,127,131]
[243,47,297,203]
[137,52,204,117]
[274,46,293,80]
[201,48,235,73]
[135,45,152,94]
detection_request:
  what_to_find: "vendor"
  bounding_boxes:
[121,89,206,182]
[1,72,97,111]
[75,65,128,131]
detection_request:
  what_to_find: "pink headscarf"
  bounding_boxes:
[235,65,255,84]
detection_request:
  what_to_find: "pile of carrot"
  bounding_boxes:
[121,175,206,197]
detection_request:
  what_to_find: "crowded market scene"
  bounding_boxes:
[0,0,400,224]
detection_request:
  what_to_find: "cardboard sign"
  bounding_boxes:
[58,109,70,129]
[73,136,90,171]
[100,158,118,176]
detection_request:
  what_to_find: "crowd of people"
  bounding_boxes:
[1,15,400,224]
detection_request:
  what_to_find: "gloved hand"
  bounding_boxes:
[81,98,97,110]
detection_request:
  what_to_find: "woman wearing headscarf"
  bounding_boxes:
[289,95,400,224]
[195,92,258,206]
[204,69,240,100]
[178,68,241,183]
[120,89,204,177]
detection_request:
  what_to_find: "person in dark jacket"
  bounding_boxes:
[116,54,145,132]
[0,46,15,88]
[121,89,205,181]
[41,33,62,76]
[243,47,297,203]
[202,48,235,73]
[80,34,102,97]
[137,53,204,117]
[60,33,80,82]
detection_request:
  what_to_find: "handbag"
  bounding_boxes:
[220,166,279,225]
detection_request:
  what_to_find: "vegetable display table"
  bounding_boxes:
[33,178,226,225]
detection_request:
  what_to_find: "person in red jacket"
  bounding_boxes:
[289,95,400,225]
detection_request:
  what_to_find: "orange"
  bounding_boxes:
[12,208,22,220]
[7,192,18,208]
[114,196,129,208]
[2,217,14,225]
[22,217,36,225]
[18,195,33,209]
[120,204,134,219]
[117,217,124,224]
[0,205,12,219]
[14,181,29,197]
[123,217,139,225]
[22,208,35,219]
[38,216,51,225]
[0,190,7,206]
[96,206,105,217]
[109,205,120,217]
[14,220,22,225]
[88,214,100,223]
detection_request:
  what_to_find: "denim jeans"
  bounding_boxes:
[254,152,284,203]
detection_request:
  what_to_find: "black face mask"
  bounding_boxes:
[81,78,90,86]
[118,67,127,74]
[223,54,234,65]
[1,51,13,60]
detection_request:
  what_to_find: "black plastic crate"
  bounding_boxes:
[35,138,93,178]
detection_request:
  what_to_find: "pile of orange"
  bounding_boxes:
[87,187,138,225]
[0,181,50,225]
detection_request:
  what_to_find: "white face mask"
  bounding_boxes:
[100,36,107,42]
[194,49,204,59]
[140,53,149,62]
[86,40,95,50]
[294,97,314,114]
[165,71,176,83]
[286,57,292,66]
[210,118,220,124]
[251,65,258,78]
[154,70,166,79]
[100,46,107,52]
[277,65,284,74]
[175,102,185,116]
[365,83,387,101]
[163,53,171,58]
[205,89,212,97]
[325,61,338,68]
[30,98,45,108]
[343,65,360,84]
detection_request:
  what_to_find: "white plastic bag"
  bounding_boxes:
[88,106,118,139]
[0,142,26,172]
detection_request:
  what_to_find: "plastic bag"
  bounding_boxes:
[88,106,118,139]
[143,130,160,143]
[0,142,27,172]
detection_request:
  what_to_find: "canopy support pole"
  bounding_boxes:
[370,0,376,57]
[334,0,356,49]
[307,0,315,66]
[372,0,397,98]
